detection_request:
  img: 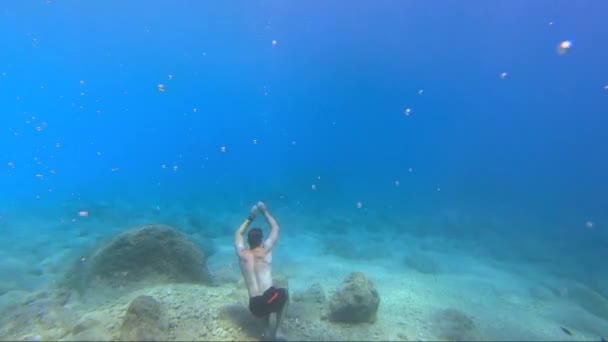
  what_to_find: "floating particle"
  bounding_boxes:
[155,205,160,211]
[548,21,554,27]
[161,164,167,169]
[437,187,441,192]
[405,108,412,116]
[585,221,594,229]
[49,170,57,175]
[252,139,258,145]
[317,175,321,180]
[35,126,43,132]
[394,180,400,187]
[603,85,608,91]
[173,165,179,171]
[7,162,14,168]
[418,89,424,95]
[111,167,119,172]
[356,201,363,209]
[557,40,573,55]
[32,38,39,48]
[157,84,166,92]
[311,184,317,190]
[193,108,198,113]
[272,40,278,47]
[168,74,174,81]
[79,80,86,86]
[220,146,227,153]
[80,92,86,96]
[36,173,44,179]
[291,140,297,145]
[500,72,508,79]
[78,210,89,217]
[81,256,86,262]
[97,151,102,156]
[408,167,413,172]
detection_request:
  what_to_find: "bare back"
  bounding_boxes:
[238,247,273,297]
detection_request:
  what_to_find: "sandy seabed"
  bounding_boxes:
[0,207,606,341]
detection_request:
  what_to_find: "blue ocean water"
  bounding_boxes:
[1,1,607,340]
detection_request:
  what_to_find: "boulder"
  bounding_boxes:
[328,272,380,323]
[60,224,210,294]
[119,295,168,341]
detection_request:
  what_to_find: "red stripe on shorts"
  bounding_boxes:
[267,292,279,304]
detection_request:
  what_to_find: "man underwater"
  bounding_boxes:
[234,201,289,340]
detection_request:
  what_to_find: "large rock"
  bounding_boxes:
[328,272,380,323]
[119,295,168,341]
[60,224,210,294]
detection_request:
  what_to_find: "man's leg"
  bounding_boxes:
[262,314,271,338]
[270,291,289,339]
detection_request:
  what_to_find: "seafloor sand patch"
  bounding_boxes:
[1,210,607,341]
[4,243,605,341]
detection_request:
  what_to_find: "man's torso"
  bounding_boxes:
[239,248,273,297]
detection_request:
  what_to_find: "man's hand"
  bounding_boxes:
[256,201,267,213]
[248,204,258,221]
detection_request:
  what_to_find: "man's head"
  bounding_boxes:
[247,227,263,249]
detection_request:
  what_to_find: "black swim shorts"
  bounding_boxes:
[249,286,288,317]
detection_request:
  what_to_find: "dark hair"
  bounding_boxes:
[247,228,263,249]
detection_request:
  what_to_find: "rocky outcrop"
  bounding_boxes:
[328,272,380,323]
[60,224,210,294]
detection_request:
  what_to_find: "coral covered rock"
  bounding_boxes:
[328,272,380,323]
[61,224,210,294]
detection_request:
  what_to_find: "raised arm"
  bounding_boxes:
[257,202,279,250]
[234,204,258,253]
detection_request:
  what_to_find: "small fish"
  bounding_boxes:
[560,326,572,336]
